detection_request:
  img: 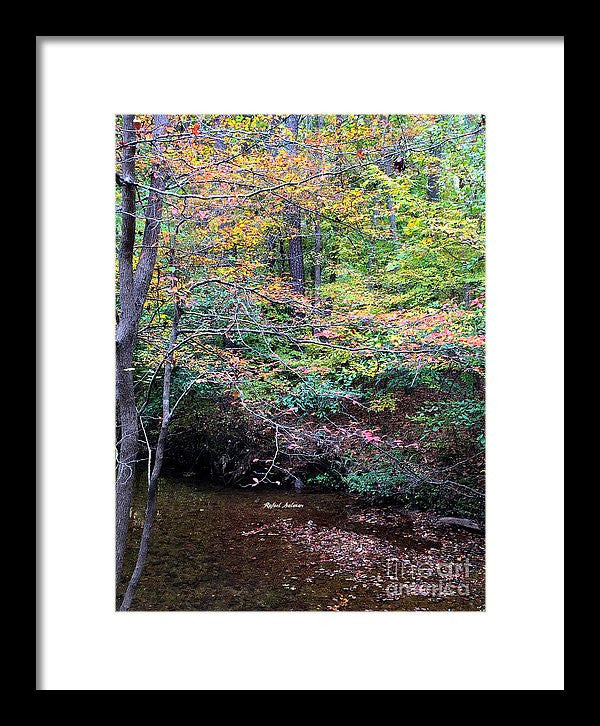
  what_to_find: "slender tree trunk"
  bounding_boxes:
[288,215,305,294]
[284,114,305,294]
[313,115,324,293]
[279,236,287,273]
[427,130,442,202]
[314,216,322,290]
[382,116,398,243]
[115,114,168,587]
[388,200,397,240]
[367,205,378,282]
[335,115,345,191]
[119,301,180,611]
[427,161,440,200]
[385,161,398,242]
[266,233,277,271]
[115,115,139,586]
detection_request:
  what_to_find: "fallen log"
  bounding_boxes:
[436,517,483,533]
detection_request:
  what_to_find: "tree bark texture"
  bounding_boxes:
[115,114,168,586]
[119,302,180,611]
[313,115,324,292]
[427,132,442,202]
[284,115,305,294]
[314,216,322,290]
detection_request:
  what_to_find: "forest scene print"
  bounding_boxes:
[115,113,485,612]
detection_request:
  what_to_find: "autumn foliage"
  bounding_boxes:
[116,113,485,516]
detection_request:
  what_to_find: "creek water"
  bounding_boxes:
[120,475,485,611]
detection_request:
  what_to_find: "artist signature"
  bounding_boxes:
[262,501,304,509]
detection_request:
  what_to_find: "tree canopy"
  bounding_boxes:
[115,113,486,608]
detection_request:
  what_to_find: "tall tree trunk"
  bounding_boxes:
[115,115,139,586]
[313,115,324,293]
[314,216,322,290]
[284,115,305,294]
[427,161,440,200]
[367,205,378,282]
[384,159,398,242]
[266,232,277,271]
[119,301,180,611]
[279,235,287,273]
[427,131,442,202]
[382,116,398,243]
[115,114,168,587]
[288,213,305,294]
[335,115,345,191]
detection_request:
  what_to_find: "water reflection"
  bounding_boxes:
[119,475,485,611]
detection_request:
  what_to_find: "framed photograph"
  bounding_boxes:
[38,36,564,690]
